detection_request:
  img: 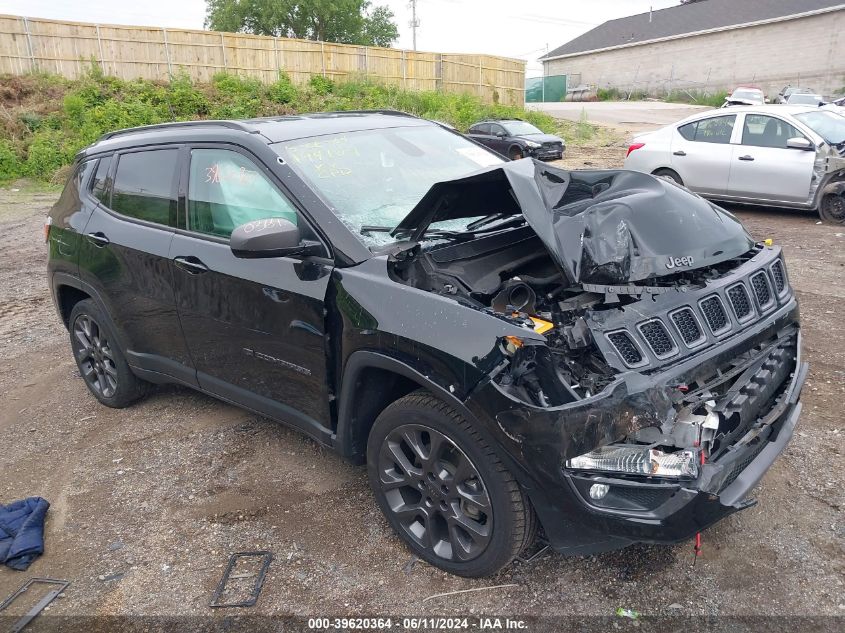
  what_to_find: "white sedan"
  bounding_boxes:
[624,105,845,223]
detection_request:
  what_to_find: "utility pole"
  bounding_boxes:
[409,0,420,51]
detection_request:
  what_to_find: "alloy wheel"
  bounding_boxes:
[377,424,493,562]
[72,314,118,398]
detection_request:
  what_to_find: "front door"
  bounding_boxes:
[727,114,815,204]
[671,114,737,195]
[170,146,334,439]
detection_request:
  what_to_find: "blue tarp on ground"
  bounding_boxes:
[0,497,49,570]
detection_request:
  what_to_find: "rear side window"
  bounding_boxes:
[111,150,179,227]
[53,161,95,218]
[678,115,736,144]
[472,123,491,135]
[91,156,112,203]
[187,148,298,238]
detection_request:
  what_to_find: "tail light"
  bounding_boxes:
[626,143,645,157]
[44,217,52,244]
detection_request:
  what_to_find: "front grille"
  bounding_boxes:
[720,440,767,490]
[770,260,786,294]
[608,331,643,367]
[727,284,753,321]
[750,272,773,309]
[638,319,677,358]
[700,295,730,334]
[670,308,705,347]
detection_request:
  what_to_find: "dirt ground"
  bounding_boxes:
[0,146,843,630]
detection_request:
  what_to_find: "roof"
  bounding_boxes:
[88,111,431,154]
[541,0,845,60]
[669,103,824,125]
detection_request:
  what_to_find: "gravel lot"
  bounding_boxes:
[0,151,843,630]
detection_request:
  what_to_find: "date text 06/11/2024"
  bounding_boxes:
[307,617,529,630]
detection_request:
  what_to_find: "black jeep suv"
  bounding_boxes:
[47,111,806,577]
[467,119,564,161]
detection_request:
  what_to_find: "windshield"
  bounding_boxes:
[503,121,543,135]
[795,110,845,144]
[273,125,504,248]
[788,94,822,105]
[730,89,762,101]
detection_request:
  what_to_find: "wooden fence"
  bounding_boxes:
[0,14,525,106]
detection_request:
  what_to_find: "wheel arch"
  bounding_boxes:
[56,284,91,329]
[335,351,479,464]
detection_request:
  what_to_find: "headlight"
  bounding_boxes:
[566,445,698,478]
[524,141,541,148]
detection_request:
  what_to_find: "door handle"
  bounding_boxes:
[673,150,687,156]
[85,231,110,247]
[738,155,755,161]
[173,256,209,274]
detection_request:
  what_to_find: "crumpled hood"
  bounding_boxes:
[393,159,754,285]
[518,133,564,144]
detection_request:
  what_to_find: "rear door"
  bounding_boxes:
[467,123,496,151]
[670,114,737,195]
[77,147,195,383]
[727,113,815,203]
[169,145,334,439]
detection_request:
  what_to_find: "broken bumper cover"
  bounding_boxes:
[466,299,807,555]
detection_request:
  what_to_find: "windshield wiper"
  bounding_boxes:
[465,213,525,232]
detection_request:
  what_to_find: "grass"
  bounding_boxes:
[596,86,728,107]
[0,66,592,183]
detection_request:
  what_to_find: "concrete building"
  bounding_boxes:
[540,0,845,99]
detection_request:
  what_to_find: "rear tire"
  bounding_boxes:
[653,168,684,186]
[367,391,537,577]
[818,192,845,224]
[69,299,148,408]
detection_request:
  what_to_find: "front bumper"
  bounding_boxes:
[465,300,806,555]
[527,146,564,161]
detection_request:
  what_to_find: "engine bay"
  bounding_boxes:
[387,225,797,468]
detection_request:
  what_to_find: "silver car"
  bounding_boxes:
[624,105,845,223]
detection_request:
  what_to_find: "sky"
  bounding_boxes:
[3,0,680,75]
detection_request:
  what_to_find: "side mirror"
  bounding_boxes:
[786,137,813,151]
[496,131,508,138]
[230,218,321,259]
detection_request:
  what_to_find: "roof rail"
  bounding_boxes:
[302,109,417,118]
[97,120,260,142]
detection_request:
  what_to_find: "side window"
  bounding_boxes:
[678,122,696,141]
[90,155,112,204]
[690,115,735,144]
[472,123,490,135]
[187,148,298,238]
[490,124,506,136]
[742,115,804,148]
[54,161,95,215]
[111,150,179,227]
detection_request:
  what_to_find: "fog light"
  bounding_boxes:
[589,483,610,500]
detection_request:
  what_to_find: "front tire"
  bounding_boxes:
[508,146,524,160]
[819,192,845,224]
[367,392,536,577]
[69,299,147,408]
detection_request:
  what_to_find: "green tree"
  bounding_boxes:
[205,0,399,47]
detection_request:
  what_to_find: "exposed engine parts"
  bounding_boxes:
[389,228,796,468]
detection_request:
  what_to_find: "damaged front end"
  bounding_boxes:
[388,160,807,553]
